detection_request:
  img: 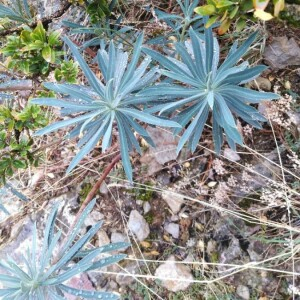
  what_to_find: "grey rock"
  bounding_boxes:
[170,215,179,222]
[156,172,171,186]
[128,210,150,241]
[154,255,193,292]
[223,148,241,162]
[264,36,300,69]
[84,211,104,228]
[206,240,217,255]
[97,230,110,247]
[111,232,130,250]
[143,202,151,214]
[136,200,143,206]
[162,191,184,214]
[99,182,109,194]
[164,223,180,239]
[236,285,250,300]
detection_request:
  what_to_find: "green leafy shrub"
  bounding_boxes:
[0,198,128,299]
[0,103,48,185]
[68,0,110,23]
[194,0,285,34]
[31,34,180,181]
[54,60,79,84]
[1,21,63,75]
[142,26,279,154]
[86,0,110,24]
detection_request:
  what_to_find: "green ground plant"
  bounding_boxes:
[0,103,48,185]
[194,0,285,34]
[54,60,79,84]
[1,21,63,75]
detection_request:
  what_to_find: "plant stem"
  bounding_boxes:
[180,20,188,42]
[65,153,121,238]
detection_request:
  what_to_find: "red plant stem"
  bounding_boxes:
[66,153,121,236]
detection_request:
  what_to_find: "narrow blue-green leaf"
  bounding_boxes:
[0,274,20,283]
[87,254,127,271]
[119,114,142,154]
[190,105,209,152]
[222,85,280,102]
[219,32,257,72]
[43,83,99,103]
[0,288,19,297]
[142,48,193,79]
[34,110,104,136]
[66,115,110,173]
[175,42,200,80]
[49,249,102,284]
[107,41,116,81]
[6,258,31,281]
[205,25,214,73]
[43,222,102,280]
[113,50,128,91]
[77,119,105,148]
[63,36,105,97]
[102,112,114,152]
[31,98,101,110]
[60,199,97,256]
[212,113,223,154]
[215,94,236,128]
[206,91,214,109]
[97,49,109,82]
[214,61,249,86]
[40,231,62,276]
[177,103,206,153]
[174,102,204,134]
[119,108,181,128]
[76,242,130,258]
[189,28,207,77]
[223,65,267,85]
[159,92,205,114]
[160,70,199,86]
[121,114,155,148]
[116,114,132,181]
[121,32,144,87]
[138,84,198,97]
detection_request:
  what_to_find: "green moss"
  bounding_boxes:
[280,8,300,28]
[210,252,219,263]
[144,211,154,224]
[79,182,92,203]
[130,181,154,202]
